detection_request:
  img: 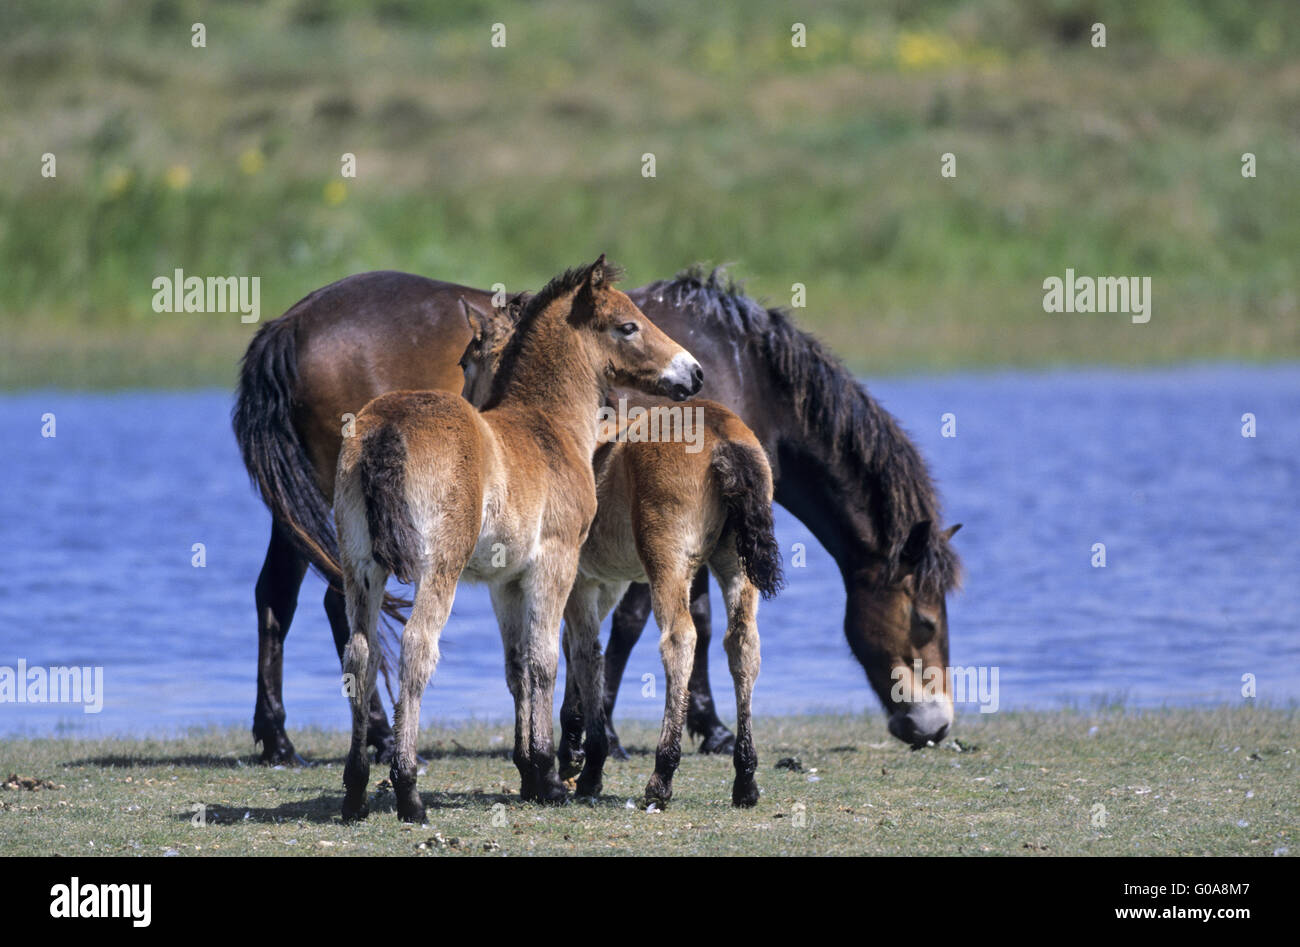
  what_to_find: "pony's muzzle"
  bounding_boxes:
[660,352,704,401]
[888,700,953,748]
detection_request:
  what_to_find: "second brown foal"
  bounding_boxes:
[461,301,783,809]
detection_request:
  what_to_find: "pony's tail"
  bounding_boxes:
[356,424,422,586]
[231,314,410,625]
[711,441,784,599]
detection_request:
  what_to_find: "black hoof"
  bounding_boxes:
[536,772,569,805]
[575,773,602,799]
[256,732,305,766]
[396,801,426,824]
[341,797,369,822]
[606,737,629,762]
[732,778,759,808]
[557,748,585,780]
[643,774,672,809]
[698,727,736,755]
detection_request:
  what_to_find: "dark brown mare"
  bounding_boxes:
[233,266,961,766]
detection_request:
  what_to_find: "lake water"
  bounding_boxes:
[1,364,1297,738]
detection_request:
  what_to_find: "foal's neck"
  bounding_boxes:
[489,305,604,456]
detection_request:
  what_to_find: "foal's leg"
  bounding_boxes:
[684,566,737,755]
[340,560,387,822]
[254,521,309,765]
[557,629,585,779]
[493,563,573,805]
[711,547,761,808]
[560,581,625,779]
[325,586,395,762]
[389,571,457,824]
[562,578,610,798]
[492,579,564,804]
[601,581,652,760]
[643,568,697,808]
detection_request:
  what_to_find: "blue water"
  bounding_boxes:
[1,364,1297,737]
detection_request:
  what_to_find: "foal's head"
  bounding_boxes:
[570,255,702,401]
[458,296,518,406]
[482,255,703,407]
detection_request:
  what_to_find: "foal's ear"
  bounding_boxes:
[458,297,489,344]
[941,523,963,542]
[587,252,608,288]
[899,520,932,574]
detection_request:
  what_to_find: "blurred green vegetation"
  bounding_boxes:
[1,0,1298,387]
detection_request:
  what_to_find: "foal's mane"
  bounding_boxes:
[481,259,624,410]
[644,265,961,599]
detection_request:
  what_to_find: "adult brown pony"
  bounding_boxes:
[233,266,960,766]
[461,306,781,807]
[332,256,702,822]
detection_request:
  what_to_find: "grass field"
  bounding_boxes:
[3,0,1299,387]
[1,708,1294,856]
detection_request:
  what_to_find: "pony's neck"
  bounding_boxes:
[772,444,880,573]
[489,304,605,453]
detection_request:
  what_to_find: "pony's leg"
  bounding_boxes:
[711,548,761,808]
[602,581,653,760]
[253,521,309,765]
[389,571,456,824]
[563,578,609,798]
[684,566,736,754]
[325,587,395,762]
[340,560,387,822]
[557,628,585,779]
[643,569,697,808]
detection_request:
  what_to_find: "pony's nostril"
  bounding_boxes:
[692,365,703,383]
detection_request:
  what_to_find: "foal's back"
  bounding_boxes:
[582,397,767,581]
[336,389,489,583]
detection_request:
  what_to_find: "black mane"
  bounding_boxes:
[645,265,961,599]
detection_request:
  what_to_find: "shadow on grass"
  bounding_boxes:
[170,786,622,826]
[60,754,256,769]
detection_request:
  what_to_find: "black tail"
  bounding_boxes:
[711,441,784,599]
[357,424,422,585]
[231,314,410,624]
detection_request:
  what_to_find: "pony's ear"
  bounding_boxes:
[899,520,932,574]
[941,523,962,542]
[587,253,608,288]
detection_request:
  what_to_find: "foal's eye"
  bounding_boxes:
[617,322,639,337]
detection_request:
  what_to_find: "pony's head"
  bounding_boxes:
[845,519,962,747]
[569,254,703,401]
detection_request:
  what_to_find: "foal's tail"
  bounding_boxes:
[355,424,422,586]
[711,441,784,599]
[231,313,410,625]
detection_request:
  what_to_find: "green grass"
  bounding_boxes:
[2,0,1299,387]
[2,708,1294,855]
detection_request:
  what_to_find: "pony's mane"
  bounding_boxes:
[644,265,961,599]
[482,260,624,409]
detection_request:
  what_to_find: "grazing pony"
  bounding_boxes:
[461,304,783,807]
[332,256,702,822]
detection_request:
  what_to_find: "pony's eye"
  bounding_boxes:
[617,322,639,337]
